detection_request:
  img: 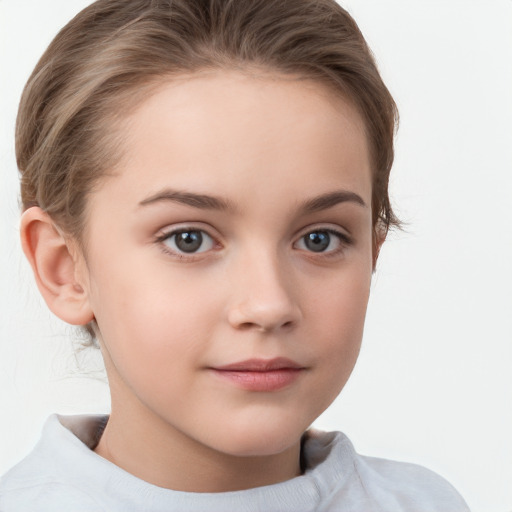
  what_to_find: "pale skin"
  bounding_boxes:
[21,70,378,492]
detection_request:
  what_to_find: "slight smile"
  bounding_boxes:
[209,358,307,392]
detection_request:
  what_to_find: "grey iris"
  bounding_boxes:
[305,231,330,252]
[176,231,203,252]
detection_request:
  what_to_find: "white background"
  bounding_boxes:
[1,1,511,511]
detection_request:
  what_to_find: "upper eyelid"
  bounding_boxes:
[155,223,220,239]
[155,226,219,259]
[154,225,220,254]
[294,223,352,241]
[154,222,352,244]
[294,229,350,247]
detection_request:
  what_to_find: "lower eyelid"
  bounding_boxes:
[155,225,351,258]
[294,228,352,254]
[155,227,219,254]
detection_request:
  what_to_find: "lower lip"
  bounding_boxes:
[210,368,304,391]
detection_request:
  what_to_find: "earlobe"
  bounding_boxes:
[20,207,94,326]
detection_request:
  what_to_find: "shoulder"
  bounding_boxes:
[304,430,470,512]
[0,479,104,512]
[354,453,470,511]
[1,455,104,512]
[0,414,108,512]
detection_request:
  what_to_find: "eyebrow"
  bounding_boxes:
[299,190,367,213]
[138,188,366,213]
[138,189,234,211]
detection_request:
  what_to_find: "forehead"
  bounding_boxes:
[90,71,371,217]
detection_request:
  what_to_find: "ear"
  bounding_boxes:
[20,207,94,326]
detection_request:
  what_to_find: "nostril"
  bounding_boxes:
[238,322,257,331]
[235,319,295,332]
[227,295,302,332]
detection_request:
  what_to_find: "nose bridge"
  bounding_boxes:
[227,241,301,332]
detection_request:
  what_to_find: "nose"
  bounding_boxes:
[227,251,302,333]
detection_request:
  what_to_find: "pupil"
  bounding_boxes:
[176,231,202,253]
[305,232,330,252]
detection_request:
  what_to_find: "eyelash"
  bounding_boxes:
[294,227,352,259]
[154,226,352,260]
[154,227,220,260]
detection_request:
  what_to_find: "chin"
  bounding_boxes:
[206,418,307,458]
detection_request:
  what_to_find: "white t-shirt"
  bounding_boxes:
[0,414,470,512]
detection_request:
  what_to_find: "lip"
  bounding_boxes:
[213,357,303,372]
[209,358,306,392]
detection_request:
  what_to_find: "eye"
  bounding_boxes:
[295,229,349,254]
[160,229,215,254]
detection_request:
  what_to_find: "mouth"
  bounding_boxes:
[208,358,306,392]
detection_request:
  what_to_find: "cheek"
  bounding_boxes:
[92,251,215,332]
[89,260,219,378]
[303,264,371,392]
[308,261,371,338]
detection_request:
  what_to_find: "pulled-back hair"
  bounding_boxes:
[17,0,399,251]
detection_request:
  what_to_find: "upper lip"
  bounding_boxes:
[212,357,304,372]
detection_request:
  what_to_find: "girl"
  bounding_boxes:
[1,0,470,510]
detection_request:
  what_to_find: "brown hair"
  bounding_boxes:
[17,0,399,252]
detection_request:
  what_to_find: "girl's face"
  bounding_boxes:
[80,71,373,461]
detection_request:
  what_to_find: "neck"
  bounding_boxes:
[94,398,302,493]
